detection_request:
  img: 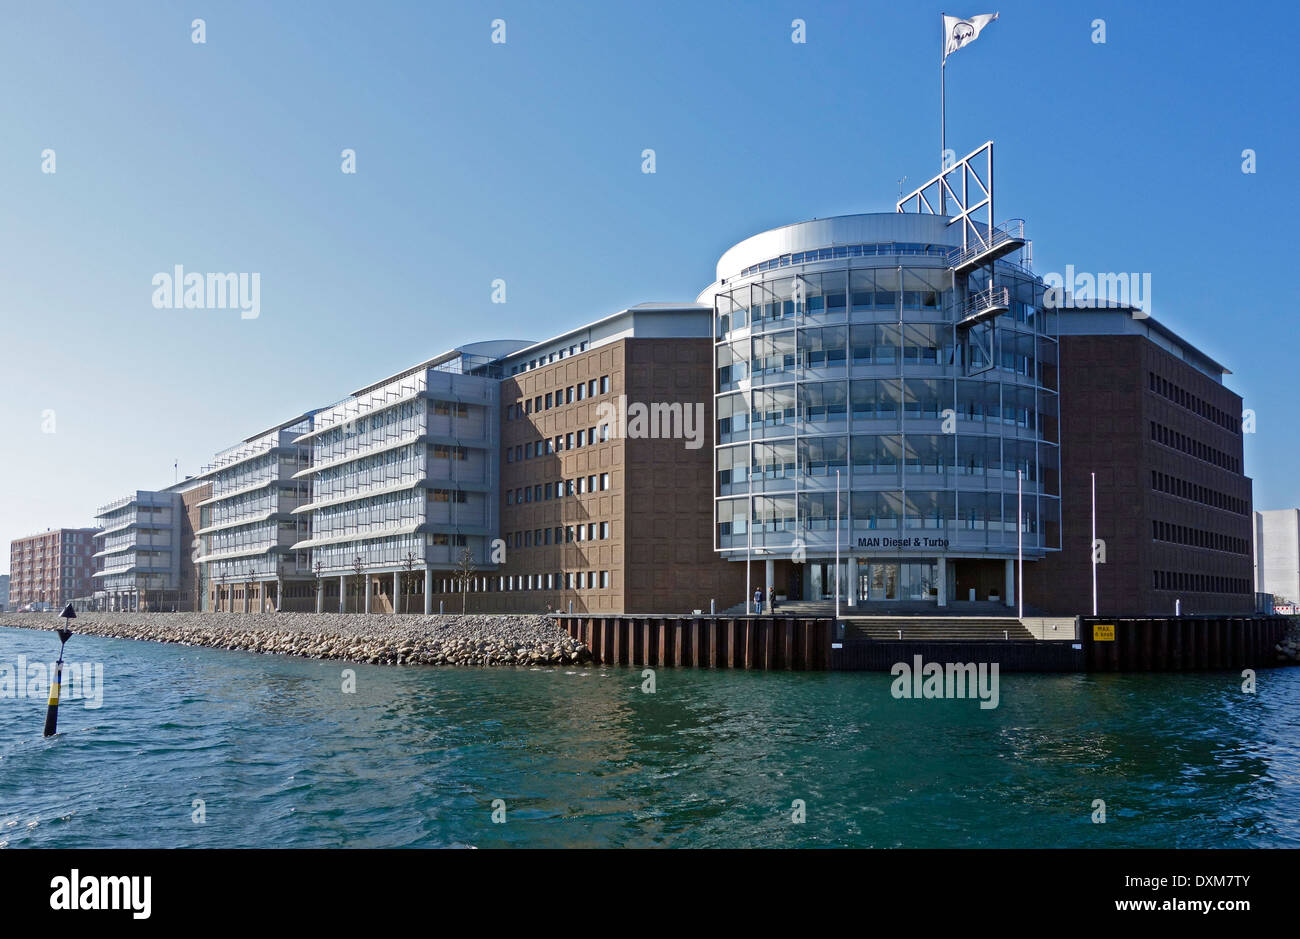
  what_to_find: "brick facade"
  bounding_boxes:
[1024,334,1253,615]
[8,528,99,610]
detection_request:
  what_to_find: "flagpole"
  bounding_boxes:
[1017,468,1023,620]
[940,14,947,213]
[1091,471,1098,616]
[835,469,841,620]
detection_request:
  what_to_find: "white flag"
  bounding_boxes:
[943,13,999,61]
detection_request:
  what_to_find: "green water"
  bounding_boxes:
[1,628,1297,847]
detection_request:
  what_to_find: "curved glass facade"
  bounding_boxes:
[704,215,1060,604]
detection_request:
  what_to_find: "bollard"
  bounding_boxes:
[44,606,76,737]
[710,598,715,615]
[439,600,444,614]
[569,600,573,614]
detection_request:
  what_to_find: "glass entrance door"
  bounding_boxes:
[869,563,898,600]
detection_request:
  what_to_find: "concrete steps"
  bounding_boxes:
[843,617,1034,641]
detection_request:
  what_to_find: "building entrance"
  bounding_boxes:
[856,559,938,603]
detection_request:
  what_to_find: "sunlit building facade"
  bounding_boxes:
[699,212,1061,607]
[92,491,184,610]
[194,416,315,612]
[291,341,524,613]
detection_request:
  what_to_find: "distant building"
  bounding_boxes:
[0,573,9,611]
[1254,509,1300,606]
[92,492,185,611]
[8,529,99,611]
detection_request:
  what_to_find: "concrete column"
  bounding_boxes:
[392,571,400,614]
[847,557,857,608]
[261,582,268,613]
[424,566,433,614]
[339,575,346,613]
[937,558,947,608]
[364,576,371,614]
[276,577,283,613]
[765,559,775,612]
[315,578,324,613]
[1004,559,1015,608]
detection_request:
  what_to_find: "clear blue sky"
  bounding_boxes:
[1,0,1295,568]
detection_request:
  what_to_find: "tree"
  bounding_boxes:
[454,547,476,614]
[400,551,418,615]
[351,555,366,614]
[313,559,324,612]
[246,568,257,612]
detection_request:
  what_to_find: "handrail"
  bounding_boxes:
[947,218,1025,269]
[958,285,1010,322]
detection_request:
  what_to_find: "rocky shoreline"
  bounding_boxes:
[1,612,591,668]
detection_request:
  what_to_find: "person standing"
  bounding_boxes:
[768,585,777,614]
[753,587,763,615]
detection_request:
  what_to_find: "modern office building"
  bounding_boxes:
[1021,305,1254,615]
[699,196,1057,608]
[1254,509,1300,606]
[8,528,98,611]
[292,342,522,614]
[193,416,314,612]
[431,304,747,614]
[92,491,185,610]
[66,142,1259,619]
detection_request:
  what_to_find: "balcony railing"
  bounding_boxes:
[947,219,1025,273]
[957,286,1010,327]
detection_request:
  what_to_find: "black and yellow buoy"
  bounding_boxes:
[43,605,76,737]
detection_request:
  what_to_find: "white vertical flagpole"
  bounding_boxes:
[940,14,947,213]
[1017,468,1023,619]
[1091,471,1098,616]
[835,469,842,620]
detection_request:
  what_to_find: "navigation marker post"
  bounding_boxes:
[43,605,76,737]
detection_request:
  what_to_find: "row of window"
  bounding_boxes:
[717,327,1041,385]
[1149,422,1241,474]
[506,473,612,504]
[506,425,612,462]
[718,491,1045,535]
[507,521,612,547]
[509,341,590,375]
[508,376,612,419]
[1150,470,1248,516]
[501,571,611,591]
[718,379,1046,434]
[737,242,954,277]
[1151,520,1248,555]
[1148,371,1239,434]
[1152,571,1250,594]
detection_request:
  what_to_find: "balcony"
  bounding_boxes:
[957,286,1010,329]
[947,219,1025,275]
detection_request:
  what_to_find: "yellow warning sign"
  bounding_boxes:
[1093,623,1115,641]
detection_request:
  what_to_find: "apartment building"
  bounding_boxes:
[8,528,99,611]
